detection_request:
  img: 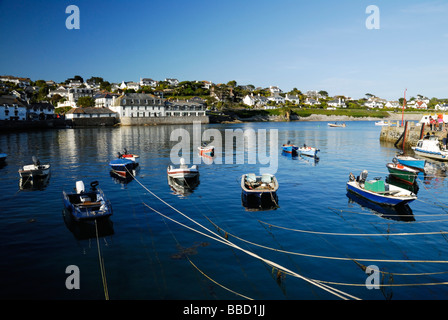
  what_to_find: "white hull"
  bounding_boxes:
[18,164,51,178]
[412,149,448,161]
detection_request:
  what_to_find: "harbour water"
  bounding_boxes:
[2,121,448,300]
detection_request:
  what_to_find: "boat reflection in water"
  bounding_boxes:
[299,153,319,166]
[62,208,114,241]
[346,191,415,222]
[19,174,51,191]
[281,150,298,160]
[110,166,140,185]
[167,175,200,197]
[386,174,419,194]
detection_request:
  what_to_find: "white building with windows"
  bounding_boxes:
[0,95,27,120]
[110,93,166,118]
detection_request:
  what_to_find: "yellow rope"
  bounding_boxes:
[95,219,109,300]
[257,219,448,237]
[186,257,254,300]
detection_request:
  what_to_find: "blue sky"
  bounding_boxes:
[0,0,447,100]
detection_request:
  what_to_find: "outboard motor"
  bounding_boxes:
[76,181,85,194]
[90,181,99,191]
[32,156,40,166]
[359,170,368,183]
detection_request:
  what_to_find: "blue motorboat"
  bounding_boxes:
[282,141,298,154]
[0,153,7,163]
[394,154,425,171]
[109,158,135,177]
[63,181,113,221]
[346,170,417,207]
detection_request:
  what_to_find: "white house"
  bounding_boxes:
[385,101,400,108]
[414,101,428,109]
[48,86,69,98]
[94,93,119,109]
[243,94,268,107]
[140,78,158,87]
[120,81,141,91]
[0,95,27,120]
[327,97,346,108]
[29,102,55,119]
[269,86,282,95]
[0,75,31,88]
[435,104,448,111]
[285,94,300,105]
[303,97,320,106]
[267,94,285,104]
[165,78,179,86]
[110,93,166,118]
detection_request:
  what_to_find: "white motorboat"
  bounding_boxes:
[18,156,51,179]
[167,158,199,179]
[412,136,448,161]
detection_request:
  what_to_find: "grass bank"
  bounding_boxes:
[231,107,391,119]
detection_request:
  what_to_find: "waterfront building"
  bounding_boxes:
[94,92,119,109]
[110,93,207,119]
[110,93,166,118]
[29,102,55,120]
[0,95,27,121]
[165,100,207,117]
[65,107,117,120]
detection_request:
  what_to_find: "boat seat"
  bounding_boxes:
[261,174,272,184]
[75,201,102,208]
[246,173,257,183]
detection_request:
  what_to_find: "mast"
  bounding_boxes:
[402,88,407,126]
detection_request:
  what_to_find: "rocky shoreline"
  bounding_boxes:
[211,111,424,124]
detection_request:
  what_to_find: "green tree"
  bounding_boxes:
[77,96,95,108]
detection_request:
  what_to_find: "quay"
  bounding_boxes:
[380,119,448,150]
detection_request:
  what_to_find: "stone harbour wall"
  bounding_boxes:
[380,122,447,149]
[119,115,209,126]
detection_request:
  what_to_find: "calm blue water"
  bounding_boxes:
[2,121,448,300]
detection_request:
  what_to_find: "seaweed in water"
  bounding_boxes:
[170,242,210,260]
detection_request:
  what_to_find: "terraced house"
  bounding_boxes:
[110,93,207,118]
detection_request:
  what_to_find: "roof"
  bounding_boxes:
[30,102,55,110]
[0,95,27,107]
[66,107,116,114]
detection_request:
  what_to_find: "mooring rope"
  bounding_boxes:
[206,222,448,264]
[257,219,448,237]
[95,219,109,300]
